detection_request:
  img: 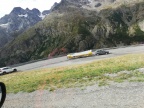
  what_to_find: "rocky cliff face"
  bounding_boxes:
[0,7,50,48]
[0,0,144,66]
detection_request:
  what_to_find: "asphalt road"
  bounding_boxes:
[16,45,144,71]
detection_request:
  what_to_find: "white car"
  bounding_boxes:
[0,67,17,75]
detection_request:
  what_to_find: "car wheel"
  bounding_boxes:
[13,69,17,72]
[3,72,6,75]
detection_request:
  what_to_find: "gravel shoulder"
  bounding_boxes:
[2,81,144,108]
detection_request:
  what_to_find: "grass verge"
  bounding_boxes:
[0,53,144,93]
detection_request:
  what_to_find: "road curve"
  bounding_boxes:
[16,45,144,71]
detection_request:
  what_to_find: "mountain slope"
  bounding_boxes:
[0,7,50,48]
[0,0,144,66]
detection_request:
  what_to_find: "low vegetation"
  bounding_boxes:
[0,53,144,93]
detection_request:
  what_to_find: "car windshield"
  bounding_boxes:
[3,68,9,70]
[0,0,144,108]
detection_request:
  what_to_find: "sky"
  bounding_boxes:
[0,0,61,18]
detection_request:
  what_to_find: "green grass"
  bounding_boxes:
[0,53,144,93]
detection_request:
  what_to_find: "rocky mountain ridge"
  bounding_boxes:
[0,0,144,66]
[54,0,144,11]
[0,7,50,48]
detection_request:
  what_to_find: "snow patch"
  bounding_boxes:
[18,14,28,18]
[39,13,46,20]
[0,23,9,28]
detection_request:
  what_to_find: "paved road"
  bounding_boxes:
[16,45,144,71]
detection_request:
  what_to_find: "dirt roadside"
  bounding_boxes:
[2,81,144,108]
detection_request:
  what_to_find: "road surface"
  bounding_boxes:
[16,45,144,71]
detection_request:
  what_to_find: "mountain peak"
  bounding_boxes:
[54,0,143,12]
[10,7,25,15]
[31,8,41,16]
[26,8,30,12]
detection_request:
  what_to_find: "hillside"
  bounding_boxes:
[0,7,50,48]
[0,0,144,66]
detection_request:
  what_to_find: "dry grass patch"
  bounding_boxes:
[0,53,144,93]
